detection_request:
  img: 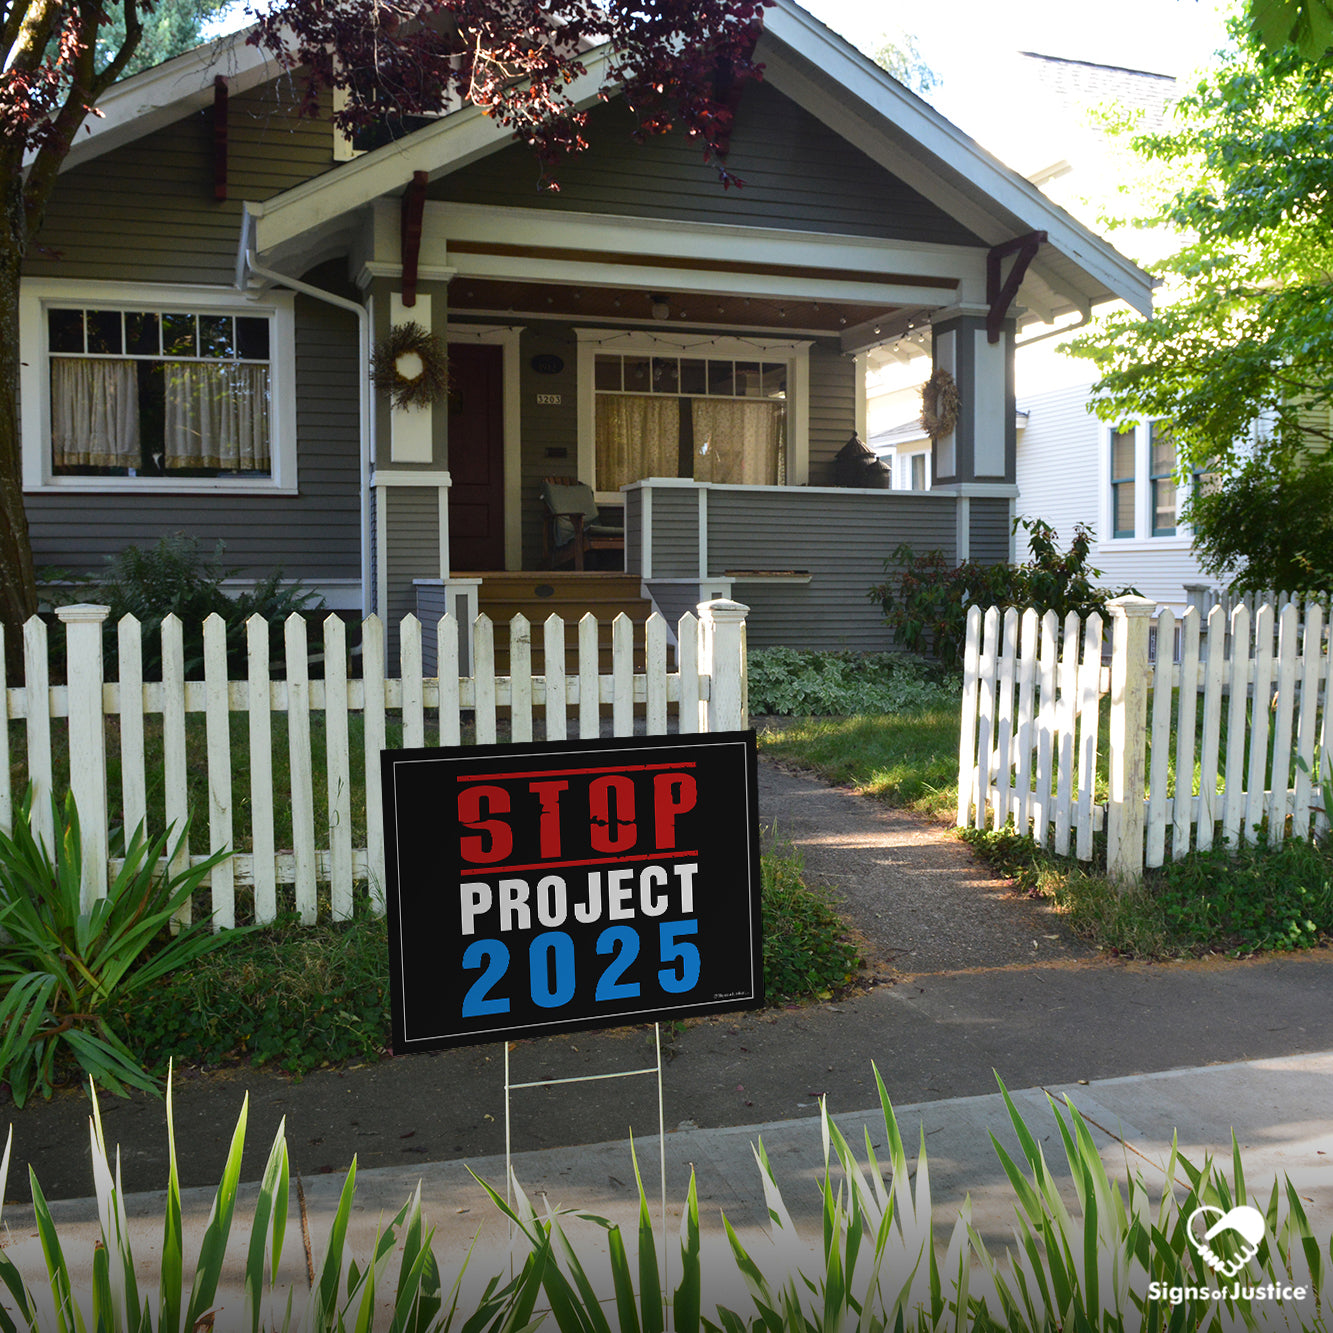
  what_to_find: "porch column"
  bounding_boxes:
[367,274,455,666]
[928,307,1019,564]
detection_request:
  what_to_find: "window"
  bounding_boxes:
[49,307,271,478]
[1149,421,1177,535]
[1111,427,1136,538]
[575,330,810,497]
[592,353,787,491]
[910,452,927,490]
[21,281,296,493]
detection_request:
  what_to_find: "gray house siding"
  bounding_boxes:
[706,489,958,650]
[647,488,701,579]
[26,268,362,584]
[808,344,857,486]
[437,83,981,247]
[28,84,335,285]
[969,498,1012,565]
[623,484,959,651]
[385,487,439,659]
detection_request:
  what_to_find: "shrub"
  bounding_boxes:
[45,533,324,679]
[0,791,236,1105]
[747,646,956,716]
[868,517,1137,667]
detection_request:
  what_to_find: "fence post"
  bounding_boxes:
[699,599,749,732]
[1106,595,1156,887]
[57,604,110,910]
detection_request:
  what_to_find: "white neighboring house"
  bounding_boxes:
[866,52,1221,611]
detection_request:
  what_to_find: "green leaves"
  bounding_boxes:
[0,789,237,1105]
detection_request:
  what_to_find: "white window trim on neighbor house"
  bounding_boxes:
[1100,419,1194,551]
[20,279,298,496]
[575,328,811,504]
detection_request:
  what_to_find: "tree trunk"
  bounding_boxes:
[0,230,39,681]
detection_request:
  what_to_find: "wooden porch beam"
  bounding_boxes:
[400,170,429,307]
[986,230,1046,343]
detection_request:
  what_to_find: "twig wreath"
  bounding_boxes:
[920,367,961,439]
[371,321,450,410]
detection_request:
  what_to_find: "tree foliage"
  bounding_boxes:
[248,0,770,187]
[1073,25,1333,592]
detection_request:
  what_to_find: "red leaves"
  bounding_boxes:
[246,0,770,186]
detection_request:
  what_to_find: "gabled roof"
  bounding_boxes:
[60,0,1154,328]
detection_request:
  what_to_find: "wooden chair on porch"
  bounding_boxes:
[539,477,625,570]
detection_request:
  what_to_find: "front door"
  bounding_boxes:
[447,342,505,570]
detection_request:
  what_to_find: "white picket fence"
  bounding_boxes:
[0,600,749,927]
[958,596,1333,882]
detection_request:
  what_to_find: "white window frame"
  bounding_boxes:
[1100,420,1193,549]
[20,279,298,496]
[575,328,811,503]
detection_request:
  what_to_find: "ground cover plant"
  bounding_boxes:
[962,827,1333,958]
[747,647,956,717]
[0,1068,1324,1331]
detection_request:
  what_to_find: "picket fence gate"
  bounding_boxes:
[0,600,749,928]
[957,595,1333,883]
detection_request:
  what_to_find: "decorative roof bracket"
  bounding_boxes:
[400,170,429,307]
[986,230,1046,343]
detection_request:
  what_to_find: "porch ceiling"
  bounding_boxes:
[447,277,900,335]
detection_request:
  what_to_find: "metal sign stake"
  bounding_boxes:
[503,1023,670,1305]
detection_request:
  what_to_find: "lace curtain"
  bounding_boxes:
[595,394,680,491]
[692,398,785,486]
[165,363,271,471]
[51,359,139,468]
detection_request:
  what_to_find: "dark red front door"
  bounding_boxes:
[447,342,505,570]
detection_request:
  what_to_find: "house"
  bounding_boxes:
[18,4,1152,663]
[866,53,1220,612]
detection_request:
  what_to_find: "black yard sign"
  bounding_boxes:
[382,730,762,1053]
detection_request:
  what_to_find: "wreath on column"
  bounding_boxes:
[371,321,450,410]
[920,367,961,439]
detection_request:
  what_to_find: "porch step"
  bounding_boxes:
[457,571,655,675]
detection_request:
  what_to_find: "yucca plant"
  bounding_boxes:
[0,790,235,1105]
[0,1074,540,1333]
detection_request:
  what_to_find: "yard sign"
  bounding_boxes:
[382,730,762,1053]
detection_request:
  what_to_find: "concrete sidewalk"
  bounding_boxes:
[5,1051,1331,1325]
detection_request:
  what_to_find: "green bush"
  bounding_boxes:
[0,791,235,1105]
[748,646,956,716]
[868,517,1137,667]
[45,533,324,679]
